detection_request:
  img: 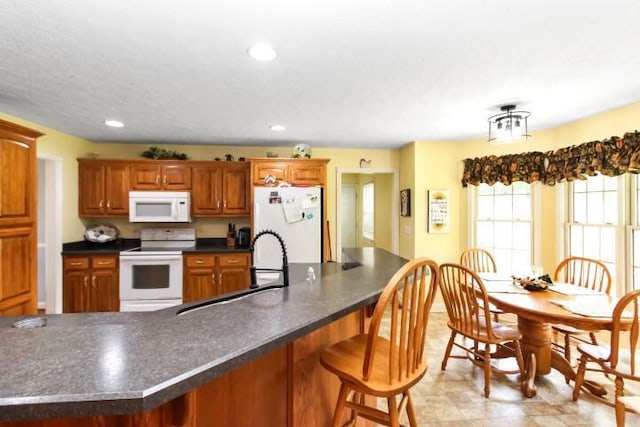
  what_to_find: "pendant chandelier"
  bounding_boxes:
[487,104,531,144]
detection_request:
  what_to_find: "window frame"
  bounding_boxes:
[563,174,627,296]
[467,181,542,274]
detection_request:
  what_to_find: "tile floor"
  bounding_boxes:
[382,311,640,427]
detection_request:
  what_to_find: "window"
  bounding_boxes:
[362,182,374,242]
[472,181,534,275]
[565,174,628,295]
[566,174,618,279]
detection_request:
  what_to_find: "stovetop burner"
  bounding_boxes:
[120,228,196,256]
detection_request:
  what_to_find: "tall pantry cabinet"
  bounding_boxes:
[0,119,42,316]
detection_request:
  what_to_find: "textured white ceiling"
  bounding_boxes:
[1,0,639,148]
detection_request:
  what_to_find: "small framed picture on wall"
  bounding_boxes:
[400,189,411,217]
[428,189,449,233]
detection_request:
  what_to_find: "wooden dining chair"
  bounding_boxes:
[319,258,439,427]
[439,263,525,398]
[460,248,497,273]
[552,256,612,368]
[572,289,640,427]
[460,248,503,321]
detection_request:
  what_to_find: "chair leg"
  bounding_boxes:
[387,395,400,427]
[441,331,457,370]
[404,391,418,427]
[572,356,587,401]
[513,339,525,375]
[483,346,492,397]
[331,382,351,427]
[563,333,572,384]
[615,399,626,427]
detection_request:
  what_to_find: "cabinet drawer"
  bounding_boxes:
[91,256,118,269]
[219,254,249,268]
[186,255,216,268]
[64,257,90,270]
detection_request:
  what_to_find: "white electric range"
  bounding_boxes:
[119,228,195,312]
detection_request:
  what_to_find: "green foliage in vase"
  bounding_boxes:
[141,146,188,160]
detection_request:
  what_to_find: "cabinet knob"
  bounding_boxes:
[217,201,221,209]
[163,175,167,185]
[70,262,83,266]
[226,259,239,264]
[99,200,104,209]
[96,261,109,265]
[83,276,88,287]
[92,276,96,287]
[223,200,227,209]
[219,273,223,284]
[156,175,160,185]
[196,260,204,264]
[106,201,111,210]
[211,274,216,285]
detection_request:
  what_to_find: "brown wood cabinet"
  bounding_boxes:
[63,255,119,313]
[0,120,41,316]
[191,162,250,217]
[78,159,250,218]
[250,158,329,186]
[78,159,130,217]
[183,252,250,303]
[130,162,191,190]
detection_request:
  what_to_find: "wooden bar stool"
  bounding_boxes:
[319,258,439,427]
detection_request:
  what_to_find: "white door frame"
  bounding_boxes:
[37,153,63,314]
[340,183,358,248]
[336,168,399,262]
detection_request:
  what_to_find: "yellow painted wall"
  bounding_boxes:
[408,101,640,273]
[0,112,96,243]
[373,173,393,252]
[3,99,638,268]
[398,143,415,259]
[0,119,400,255]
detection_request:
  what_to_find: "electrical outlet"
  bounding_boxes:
[403,225,412,235]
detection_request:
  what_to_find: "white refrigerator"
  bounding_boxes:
[253,186,322,272]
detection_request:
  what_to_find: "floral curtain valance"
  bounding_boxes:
[461,130,640,187]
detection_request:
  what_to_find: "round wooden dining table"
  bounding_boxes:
[487,288,623,398]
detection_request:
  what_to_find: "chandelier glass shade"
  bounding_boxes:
[488,105,531,144]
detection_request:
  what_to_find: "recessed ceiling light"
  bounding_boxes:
[270,124,286,131]
[104,119,124,128]
[248,43,277,61]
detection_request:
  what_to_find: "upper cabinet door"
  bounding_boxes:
[78,162,107,216]
[191,165,223,216]
[78,160,129,217]
[222,165,250,215]
[130,163,162,190]
[130,163,191,190]
[104,164,130,215]
[0,123,40,225]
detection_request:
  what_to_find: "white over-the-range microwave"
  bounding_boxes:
[129,191,191,222]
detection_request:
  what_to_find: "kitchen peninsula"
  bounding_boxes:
[0,248,407,426]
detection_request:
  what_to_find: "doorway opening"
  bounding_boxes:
[37,154,63,314]
[336,168,399,263]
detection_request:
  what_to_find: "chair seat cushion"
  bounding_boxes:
[474,316,522,341]
[576,343,611,363]
[319,334,426,396]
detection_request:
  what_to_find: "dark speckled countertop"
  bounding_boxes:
[0,248,407,422]
[61,238,251,254]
